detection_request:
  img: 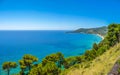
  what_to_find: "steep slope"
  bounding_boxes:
[61,43,120,75]
[108,60,120,75]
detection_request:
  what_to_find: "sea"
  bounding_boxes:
[0,30,102,75]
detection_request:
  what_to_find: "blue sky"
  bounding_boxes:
[0,0,120,30]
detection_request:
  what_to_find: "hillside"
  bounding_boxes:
[71,26,107,37]
[61,43,120,75]
[61,24,120,75]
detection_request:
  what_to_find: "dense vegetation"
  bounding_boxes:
[71,26,107,37]
[66,43,120,75]
[2,24,120,75]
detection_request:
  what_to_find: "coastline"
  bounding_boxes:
[67,31,105,40]
[96,34,104,40]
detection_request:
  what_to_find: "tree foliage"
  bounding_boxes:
[2,62,17,75]
[83,24,120,61]
[19,54,38,75]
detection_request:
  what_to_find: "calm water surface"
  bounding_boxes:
[0,30,102,75]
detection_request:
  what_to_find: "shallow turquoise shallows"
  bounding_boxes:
[0,30,102,75]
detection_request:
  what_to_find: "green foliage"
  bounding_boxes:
[2,62,17,75]
[43,62,60,75]
[73,26,107,36]
[42,52,65,68]
[29,52,63,75]
[19,54,38,75]
[29,64,43,75]
[107,24,120,46]
[83,24,120,62]
[118,68,120,74]
[76,56,82,63]
[93,43,98,50]
[63,57,76,69]
[117,60,120,74]
[29,62,60,75]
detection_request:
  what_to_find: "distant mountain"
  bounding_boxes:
[71,26,108,37]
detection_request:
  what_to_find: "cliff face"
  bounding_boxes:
[108,61,120,75]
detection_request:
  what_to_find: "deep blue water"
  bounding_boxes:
[0,30,102,75]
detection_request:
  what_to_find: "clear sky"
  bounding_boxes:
[0,0,120,30]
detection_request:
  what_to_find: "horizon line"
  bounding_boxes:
[0,29,73,31]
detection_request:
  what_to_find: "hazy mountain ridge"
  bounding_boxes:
[72,26,107,37]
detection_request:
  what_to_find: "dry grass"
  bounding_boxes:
[61,43,120,75]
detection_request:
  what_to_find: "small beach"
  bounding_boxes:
[96,34,104,40]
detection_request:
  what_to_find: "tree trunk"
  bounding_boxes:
[118,33,120,43]
[7,69,10,75]
[20,69,25,75]
[28,65,31,71]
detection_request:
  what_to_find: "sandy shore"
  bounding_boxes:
[96,34,104,40]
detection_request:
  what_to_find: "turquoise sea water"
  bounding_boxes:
[0,30,102,75]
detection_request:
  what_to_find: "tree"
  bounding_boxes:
[76,56,82,63]
[42,52,65,68]
[19,60,26,75]
[107,24,120,46]
[29,62,60,75]
[56,52,65,68]
[43,61,60,75]
[93,43,98,50]
[19,54,38,75]
[42,53,58,66]
[63,57,77,69]
[29,64,43,75]
[2,62,17,75]
[114,25,120,43]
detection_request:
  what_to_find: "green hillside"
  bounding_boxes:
[72,26,107,37]
[61,43,120,75]
[60,24,120,75]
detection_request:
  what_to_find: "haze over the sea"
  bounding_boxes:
[0,0,120,30]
